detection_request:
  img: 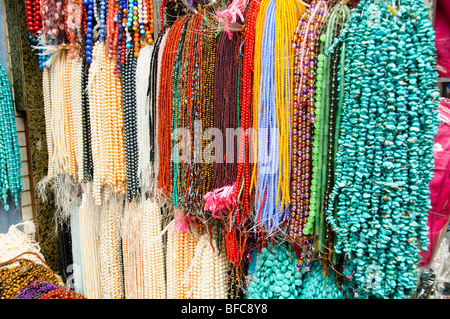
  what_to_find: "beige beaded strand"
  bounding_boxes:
[78,185,102,299]
[69,53,84,182]
[99,190,124,299]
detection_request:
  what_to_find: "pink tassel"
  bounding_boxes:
[204,183,237,219]
[174,208,189,233]
[216,0,249,40]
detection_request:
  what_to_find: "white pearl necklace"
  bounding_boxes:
[78,184,102,299]
[190,233,229,299]
[139,197,166,298]
[42,66,55,178]
[99,190,123,299]
[69,54,84,182]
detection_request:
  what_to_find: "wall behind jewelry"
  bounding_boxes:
[0,0,59,273]
[0,1,34,235]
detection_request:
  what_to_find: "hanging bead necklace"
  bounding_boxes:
[122,50,139,202]
[83,0,95,63]
[201,18,217,196]
[225,0,261,268]
[255,0,278,233]
[25,0,42,39]
[0,63,23,210]
[212,30,240,191]
[326,0,440,299]
[176,11,205,221]
[158,17,187,196]
[81,61,94,183]
[147,29,168,196]
[171,16,190,208]
[289,0,328,272]
[99,191,123,299]
[313,3,349,274]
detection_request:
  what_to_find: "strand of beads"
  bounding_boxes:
[166,212,198,299]
[81,61,94,183]
[0,63,23,210]
[78,186,102,299]
[157,17,186,195]
[123,51,139,201]
[326,0,440,299]
[225,0,262,268]
[83,0,95,63]
[121,200,139,298]
[255,0,278,233]
[171,17,189,208]
[166,215,175,298]
[212,30,239,192]
[318,4,349,272]
[274,0,299,213]
[41,0,66,44]
[289,0,328,272]
[99,191,123,299]
[64,54,78,179]
[149,30,169,194]
[312,3,350,271]
[136,44,154,194]
[69,198,84,295]
[176,12,204,220]
[189,232,229,299]
[25,0,42,40]
[88,42,108,204]
[201,24,217,196]
[49,49,69,176]
[70,53,85,182]
[297,260,353,299]
[136,198,166,299]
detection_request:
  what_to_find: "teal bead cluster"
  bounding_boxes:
[325,0,440,299]
[298,260,353,299]
[246,243,353,299]
[246,244,305,299]
[0,63,24,211]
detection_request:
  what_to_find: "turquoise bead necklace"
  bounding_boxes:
[326,0,440,299]
[0,63,23,211]
[246,242,354,299]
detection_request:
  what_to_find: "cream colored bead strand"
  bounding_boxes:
[78,186,102,299]
[69,53,84,182]
[50,50,68,175]
[166,219,175,298]
[63,54,77,179]
[99,190,123,299]
[42,66,55,178]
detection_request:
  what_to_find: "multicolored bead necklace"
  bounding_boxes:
[289,0,328,272]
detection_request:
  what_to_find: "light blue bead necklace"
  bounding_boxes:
[255,0,285,233]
